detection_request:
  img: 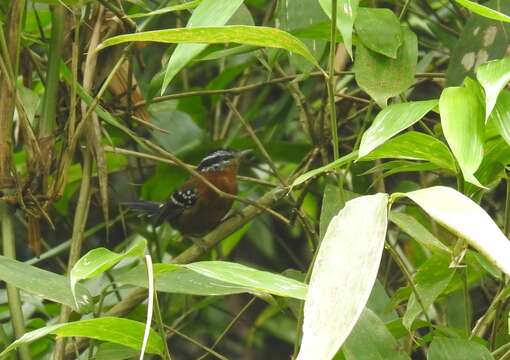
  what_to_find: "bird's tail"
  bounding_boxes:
[121,201,162,217]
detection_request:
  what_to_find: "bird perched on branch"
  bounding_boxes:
[124,149,251,236]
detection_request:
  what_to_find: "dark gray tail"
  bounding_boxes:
[121,201,162,217]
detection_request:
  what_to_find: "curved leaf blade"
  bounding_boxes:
[97,26,319,72]
[490,90,510,146]
[297,193,389,360]
[476,57,510,120]
[456,0,510,22]
[319,0,359,59]
[405,186,510,276]
[0,317,163,357]
[439,86,485,186]
[358,100,438,158]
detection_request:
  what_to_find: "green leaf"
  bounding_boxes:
[129,0,202,18]
[389,212,451,254]
[354,7,402,59]
[291,151,358,188]
[117,263,256,296]
[490,90,510,147]
[319,185,355,240]
[0,317,163,357]
[0,256,92,312]
[343,308,409,360]
[184,261,307,299]
[361,131,457,172]
[358,99,438,158]
[355,26,417,107]
[160,0,244,93]
[456,0,510,22]
[427,336,494,360]
[476,57,510,120]
[439,85,485,186]
[403,254,455,329]
[70,239,146,305]
[97,26,320,76]
[405,186,510,276]
[319,0,359,58]
[96,343,139,360]
[297,194,389,360]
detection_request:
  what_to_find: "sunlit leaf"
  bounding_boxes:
[184,261,307,299]
[70,239,146,305]
[0,256,92,312]
[362,131,457,172]
[476,57,510,120]
[319,0,359,58]
[354,7,402,58]
[439,85,485,186]
[297,194,389,360]
[0,317,163,357]
[490,90,510,147]
[404,186,510,276]
[456,0,510,22]
[97,26,320,79]
[355,26,417,107]
[358,100,438,158]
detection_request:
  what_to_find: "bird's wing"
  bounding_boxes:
[154,186,198,226]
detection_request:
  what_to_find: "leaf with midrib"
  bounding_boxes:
[97,26,320,72]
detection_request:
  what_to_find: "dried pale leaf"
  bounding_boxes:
[297,194,389,360]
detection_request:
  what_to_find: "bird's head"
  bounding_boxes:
[197,149,251,173]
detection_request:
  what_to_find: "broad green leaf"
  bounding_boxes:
[0,317,163,357]
[97,26,319,73]
[456,0,510,22]
[118,263,268,296]
[427,336,494,360]
[0,256,92,312]
[184,261,307,299]
[363,160,440,178]
[404,186,510,276]
[297,194,389,360]
[292,22,342,42]
[358,100,438,158]
[343,308,409,360]
[439,85,485,186]
[319,185,354,240]
[354,7,402,58]
[96,343,139,360]
[403,254,455,329]
[291,151,358,188]
[490,90,510,146]
[389,212,451,253]
[70,239,146,305]
[161,0,244,93]
[355,26,417,107]
[129,0,202,18]
[477,57,510,119]
[319,0,359,58]
[361,131,457,172]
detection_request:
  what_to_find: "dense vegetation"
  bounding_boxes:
[0,0,510,359]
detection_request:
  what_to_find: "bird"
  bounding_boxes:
[124,149,251,236]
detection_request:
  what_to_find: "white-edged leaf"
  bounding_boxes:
[405,186,510,276]
[358,100,438,158]
[70,239,146,305]
[296,193,389,360]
